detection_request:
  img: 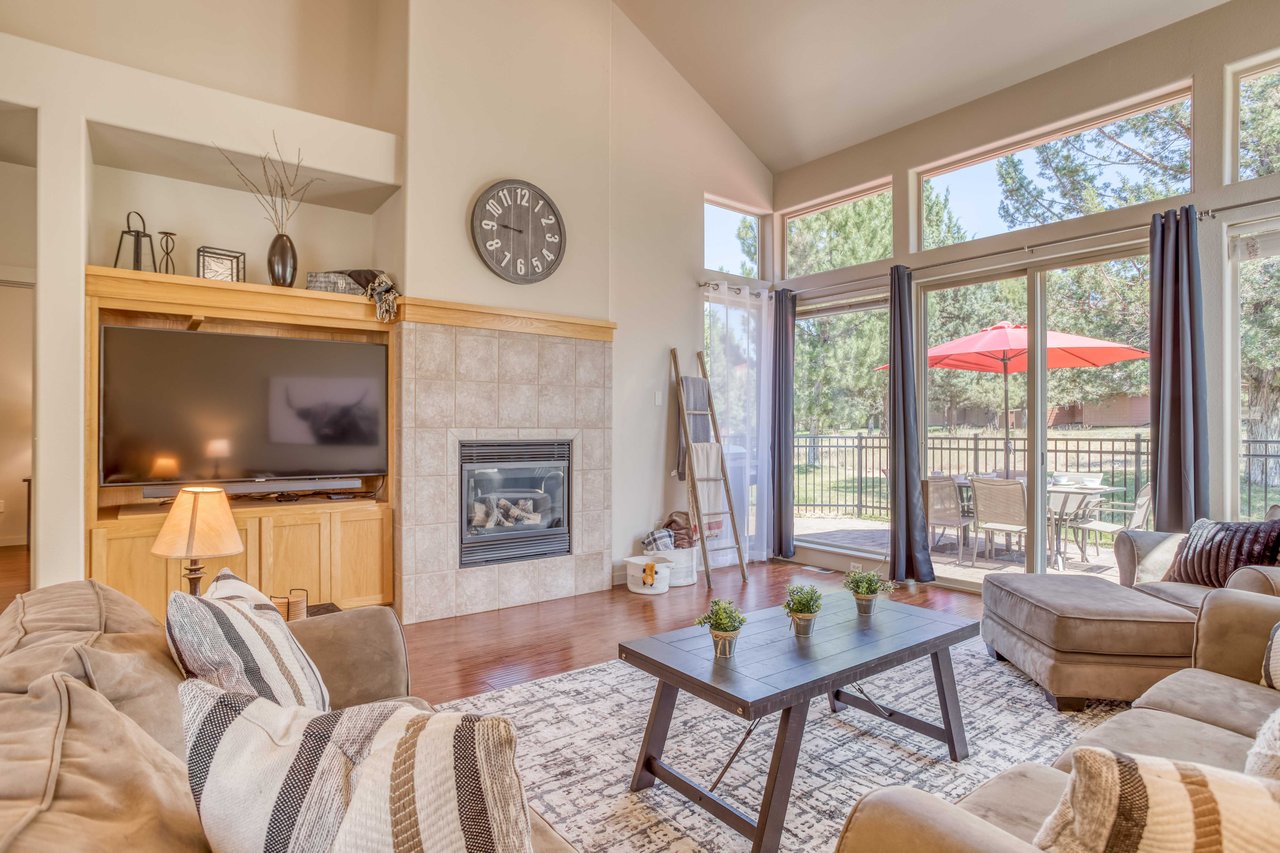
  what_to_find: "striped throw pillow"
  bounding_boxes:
[1264,622,1280,689]
[1035,746,1280,852]
[166,590,329,710]
[180,679,533,853]
[1248,708,1280,780]
[203,568,273,607]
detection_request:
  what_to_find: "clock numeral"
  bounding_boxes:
[485,199,502,217]
[481,220,497,231]
[486,239,501,251]
[546,233,559,243]
[501,252,511,267]
[516,258,526,275]
[516,188,530,206]
[499,188,513,206]
[534,199,544,212]
[540,215,556,226]
[532,257,543,273]
[542,248,555,262]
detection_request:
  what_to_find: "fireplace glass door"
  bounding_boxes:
[459,440,571,567]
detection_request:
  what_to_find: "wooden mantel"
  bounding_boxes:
[86,266,616,341]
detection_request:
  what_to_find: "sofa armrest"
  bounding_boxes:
[288,606,411,709]
[1226,565,1280,596]
[835,788,1035,853]
[1193,588,1280,681]
[1113,530,1185,586]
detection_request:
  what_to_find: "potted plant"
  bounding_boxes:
[781,584,822,637]
[695,598,747,658]
[843,570,896,615]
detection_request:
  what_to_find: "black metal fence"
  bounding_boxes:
[1242,438,1280,519]
[794,432,1149,520]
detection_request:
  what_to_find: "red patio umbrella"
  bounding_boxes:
[881,321,1148,477]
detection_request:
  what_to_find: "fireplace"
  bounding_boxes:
[459,440,571,567]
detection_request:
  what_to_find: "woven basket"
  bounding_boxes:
[270,588,309,622]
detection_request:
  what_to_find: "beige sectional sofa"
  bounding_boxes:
[835,587,1280,852]
[0,581,574,852]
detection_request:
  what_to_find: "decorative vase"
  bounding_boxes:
[267,233,297,287]
[855,593,879,616]
[709,629,740,658]
[788,611,818,637]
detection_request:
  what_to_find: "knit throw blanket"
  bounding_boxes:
[1164,518,1280,587]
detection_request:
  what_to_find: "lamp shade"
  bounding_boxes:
[151,487,243,560]
[205,439,232,459]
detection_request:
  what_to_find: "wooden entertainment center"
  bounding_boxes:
[85,266,396,620]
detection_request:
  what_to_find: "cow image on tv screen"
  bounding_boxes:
[269,377,380,446]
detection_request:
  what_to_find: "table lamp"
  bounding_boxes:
[205,438,231,479]
[152,486,243,595]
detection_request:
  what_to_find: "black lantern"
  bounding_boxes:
[114,211,157,272]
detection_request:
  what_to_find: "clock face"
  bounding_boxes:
[470,179,566,284]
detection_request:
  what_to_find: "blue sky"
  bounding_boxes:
[704,203,758,276]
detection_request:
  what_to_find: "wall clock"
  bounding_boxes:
[470,179,566,284]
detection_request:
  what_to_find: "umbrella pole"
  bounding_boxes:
[1003,359,1011,479]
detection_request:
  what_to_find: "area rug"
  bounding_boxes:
[440,637,1121,852]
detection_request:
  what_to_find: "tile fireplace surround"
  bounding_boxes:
[394,322,612,624]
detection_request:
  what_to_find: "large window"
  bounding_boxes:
[1234,227,1280,518]
[784,186,892,278]
[922,95,1192,250]
[1238,64,1280,182]
[704,202,760,278]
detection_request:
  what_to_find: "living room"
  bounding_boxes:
[3,0,1280,851]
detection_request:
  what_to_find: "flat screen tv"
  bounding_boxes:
[100,327,388,487]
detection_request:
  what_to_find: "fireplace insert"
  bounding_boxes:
[459,440,571,567]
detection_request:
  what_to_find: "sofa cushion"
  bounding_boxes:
[180,680,533,852]
[956,762,1068,844]
[982,574,1195,657]
[1164,517,1280,588]
[166,590,329,710]
[1248,709,1280,780]
[1035,746,1280,853]
[0,580,186,756]
[0,673,207,851]
[1134,667,1280,737]
[1131,580,1212,612]
[1053,708,1254,774]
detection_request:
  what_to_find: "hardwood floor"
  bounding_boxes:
[0,546,29,612]
[403,559,982,705]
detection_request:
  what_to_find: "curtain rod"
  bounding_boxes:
[699,280,764,299]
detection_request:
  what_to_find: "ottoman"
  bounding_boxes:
[981,574,1197,710]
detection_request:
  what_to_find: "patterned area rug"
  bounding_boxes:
[441,638,1121,852]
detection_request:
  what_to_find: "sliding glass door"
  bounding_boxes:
[1233,224,1280,519]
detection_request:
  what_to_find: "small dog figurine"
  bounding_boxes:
[642,562,657,587]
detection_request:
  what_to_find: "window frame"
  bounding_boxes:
[1229,52,1280,185]
[703,198,764,281]
[781,180,893,281]
[916,87,1195,252]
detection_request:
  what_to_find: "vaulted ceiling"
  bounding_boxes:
[614,0,1231,172]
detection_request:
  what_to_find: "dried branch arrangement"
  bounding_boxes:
[218,133,323,234]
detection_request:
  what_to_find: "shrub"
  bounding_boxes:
[782,584,822,615]
[843,570,895,596]
[695,598,747,633]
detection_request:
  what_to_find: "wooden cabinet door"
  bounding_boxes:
[260,513,331,603]
[90,523,179,622]
[209,517,261,590]
[331,506,393,608]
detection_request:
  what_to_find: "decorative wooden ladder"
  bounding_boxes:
[670,348,748,588]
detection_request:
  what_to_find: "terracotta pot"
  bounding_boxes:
[855,593,879,616]
[709,629,740,658]
[788,611,818,637]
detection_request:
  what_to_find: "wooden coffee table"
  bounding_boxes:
[618,596,979,853]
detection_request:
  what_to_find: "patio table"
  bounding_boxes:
[1046,484,1123,571]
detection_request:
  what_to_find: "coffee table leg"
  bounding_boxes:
[752,700,809,853]
[931,648,968,761]
[630,679,679,791]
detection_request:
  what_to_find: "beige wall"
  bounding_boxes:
[609,5,772,561]
[0,161,34,547]
[0,0,407,134]
[0,161,35,272]
[89,166,376,283]
[402,0,611,319]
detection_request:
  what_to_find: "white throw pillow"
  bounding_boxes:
[180,680,533,853]
[166,589,329,710]
[1248,708,1280,780]
[203,568,273,607]
[1035,746,1280,852]
[1263,621,1280,690]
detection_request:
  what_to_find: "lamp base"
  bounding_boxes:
[183,560,206,596]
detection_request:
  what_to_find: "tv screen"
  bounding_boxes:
[100,327,388,487]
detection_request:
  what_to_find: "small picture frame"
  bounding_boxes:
[196,246,246,282]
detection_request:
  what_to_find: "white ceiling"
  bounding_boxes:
[615,0,1230,172]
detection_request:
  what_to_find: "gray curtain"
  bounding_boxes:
[772,289,796,558]
[1150,205,1209,532]
[888,266,935,582]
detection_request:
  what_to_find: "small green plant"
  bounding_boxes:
[695,598,747,633]
[782,584,822,616]
[843,570,895,596]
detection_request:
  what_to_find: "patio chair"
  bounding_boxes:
[926,475,971,563]
[970,477,1028,564]
[1064,483,1152,561]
